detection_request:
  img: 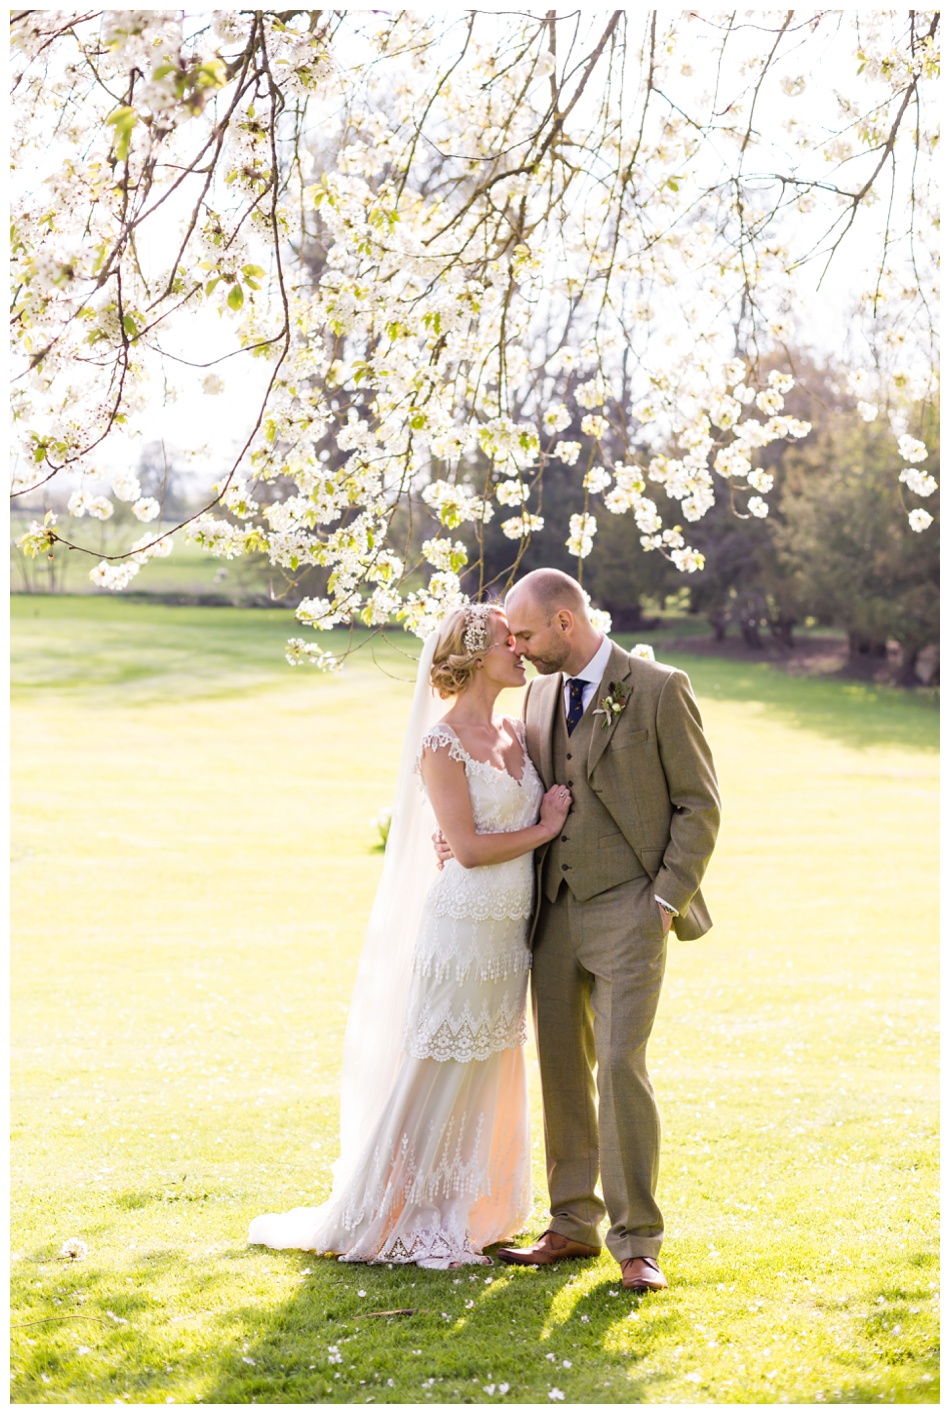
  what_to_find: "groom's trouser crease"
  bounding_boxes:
[531,875,667,1262]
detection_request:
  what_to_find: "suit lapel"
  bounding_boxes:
[586,643,634,776]
[534,673,561,788]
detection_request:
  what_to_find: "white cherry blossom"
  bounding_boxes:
[8,9,936,659]
[898,435,929,463]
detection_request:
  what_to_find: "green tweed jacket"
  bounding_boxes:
[523,641,721,941]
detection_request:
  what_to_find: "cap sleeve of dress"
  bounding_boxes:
[414,722,468,776]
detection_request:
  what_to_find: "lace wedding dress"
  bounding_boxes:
[248,719,543,1267]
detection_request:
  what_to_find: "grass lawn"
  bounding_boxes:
[10,595,939,1404]
[10,516,274,600]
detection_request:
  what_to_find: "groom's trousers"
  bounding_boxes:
[530,874,668,1262]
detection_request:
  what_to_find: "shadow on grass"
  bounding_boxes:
[632,648,939,756]
[10,1243,682,1405]
[10,1240,941,1404]
[198,1248,683,1405]
[830,1259,941,1405]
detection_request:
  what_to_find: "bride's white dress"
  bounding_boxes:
[248,718,543,1267]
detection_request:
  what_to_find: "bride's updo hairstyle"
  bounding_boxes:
[430,603,500,699]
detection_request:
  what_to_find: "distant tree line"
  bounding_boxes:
[472,353,938,686]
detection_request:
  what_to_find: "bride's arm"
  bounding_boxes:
[420,746,571,869]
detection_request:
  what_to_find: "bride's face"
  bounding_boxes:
[477,613,526,689]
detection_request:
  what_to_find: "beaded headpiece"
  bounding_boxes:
[462,602,494,656]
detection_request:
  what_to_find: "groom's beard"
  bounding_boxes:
[526,645,571,675]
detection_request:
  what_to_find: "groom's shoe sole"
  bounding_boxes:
[496,1231,601,1266]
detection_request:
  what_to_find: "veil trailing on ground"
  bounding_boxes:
[334,631,443,1177]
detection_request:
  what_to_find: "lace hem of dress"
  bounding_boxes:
[366,1226,486,1267]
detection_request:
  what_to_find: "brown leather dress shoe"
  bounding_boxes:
[496,1230,601,1266]
[620,1256,668,1291]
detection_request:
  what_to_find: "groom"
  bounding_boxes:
[494,568,720,1291]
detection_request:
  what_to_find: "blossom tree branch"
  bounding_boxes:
[9,8,939,660]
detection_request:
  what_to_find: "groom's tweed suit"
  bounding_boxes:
[522,641,720,1261]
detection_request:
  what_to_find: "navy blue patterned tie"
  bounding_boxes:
[565,677,586,736]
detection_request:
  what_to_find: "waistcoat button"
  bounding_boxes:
[561,835,568,843]
[561,863,569,871]
[566,752,572,760]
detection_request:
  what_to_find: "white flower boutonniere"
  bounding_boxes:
[593,681,630,729]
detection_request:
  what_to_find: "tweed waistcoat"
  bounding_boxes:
[541,686,648,904]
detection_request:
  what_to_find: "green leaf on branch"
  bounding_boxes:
[196,58,227,90]
[105,105,138,163]
[241,264,264,291]
[227,284,244,311]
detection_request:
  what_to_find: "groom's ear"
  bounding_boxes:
[554,609,574,634]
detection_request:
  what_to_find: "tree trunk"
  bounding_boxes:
[769,616,796,649]
[707,612,728,642]
[739,617,763,649]
[903,643,939,686]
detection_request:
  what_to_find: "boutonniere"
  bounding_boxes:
[593,681,630,729]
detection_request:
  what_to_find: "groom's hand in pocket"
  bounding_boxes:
[656,901,674,936]
[433,829,454,870]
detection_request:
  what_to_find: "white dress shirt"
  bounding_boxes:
[561,634,613,718]
[562,636,678,919]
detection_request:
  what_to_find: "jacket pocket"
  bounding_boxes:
[612,728,649,750]
[637,848,665,877]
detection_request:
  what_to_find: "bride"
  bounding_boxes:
[248,603,572,1267]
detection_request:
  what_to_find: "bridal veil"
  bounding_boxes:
[334,631,443,1177]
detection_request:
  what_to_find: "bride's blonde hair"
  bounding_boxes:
[430,603,501,699]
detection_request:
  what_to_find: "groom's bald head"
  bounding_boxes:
[505,568,588,623]
[505,569,602,676]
